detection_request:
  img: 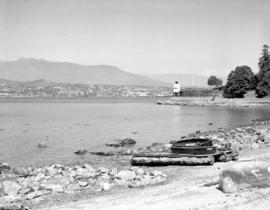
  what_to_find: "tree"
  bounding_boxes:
[207,75,223,88]
[223,66,255,98]
[255,45,270,97]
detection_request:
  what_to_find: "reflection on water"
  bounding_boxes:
[0,102,269,167]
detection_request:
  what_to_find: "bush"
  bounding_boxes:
[223,66,255,98]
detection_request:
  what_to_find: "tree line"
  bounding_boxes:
[207,44,270,98]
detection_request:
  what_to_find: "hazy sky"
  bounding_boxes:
[0,0,269,76]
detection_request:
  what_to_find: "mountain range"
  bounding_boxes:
[0,58,210,87]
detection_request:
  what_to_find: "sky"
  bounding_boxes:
[0,0,270,76]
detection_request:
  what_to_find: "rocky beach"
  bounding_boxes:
[1,118,270,210]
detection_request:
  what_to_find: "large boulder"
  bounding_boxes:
[219,161,270,193]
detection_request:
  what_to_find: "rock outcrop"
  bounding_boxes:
[179,121,270,151]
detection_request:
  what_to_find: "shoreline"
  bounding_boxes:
[157,96,270,107]
[0,96,169,104]
[1,120,270,209]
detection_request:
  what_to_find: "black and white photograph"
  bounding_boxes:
[0,0,270,209]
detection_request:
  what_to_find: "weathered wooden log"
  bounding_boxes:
[133,152,214,158]
[131,155,215,166]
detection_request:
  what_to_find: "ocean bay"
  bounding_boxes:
[0,99,269,167]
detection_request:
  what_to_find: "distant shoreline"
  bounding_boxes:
[0,96,170,103]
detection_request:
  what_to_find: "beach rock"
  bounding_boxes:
[109,168,118,176]
[64,183,80,193]
[90,151,115,156]
[141,143,171,153]
[134,168,145,175]
[83,164,95,172]
[41,184,64,193]
[25,189,51,200]
[59,177,71,186]
[0,204,28,210]
[34,172,46,182]
[114,170,136,181]
[250,143,260,149]
[37,141,48,148]
[45,165,58,176]
[258,129,270,142]
[78,181,88,187]
[128,181,141,188]
[74,149,88,155]
[219,175,238,193]
[18,187,31,196]
[151,170,167,178]
[98,167,109,174]
[76,167,89,178]
[99,173,110,180]
[105,143,121,147]
[0,163,11,172]
[106,138,136,147]
[120,138,136,146]
[3,181,22,197]
[99,182,111,191]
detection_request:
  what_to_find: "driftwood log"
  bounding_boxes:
[130,150,238,166]
[131,153,215,166]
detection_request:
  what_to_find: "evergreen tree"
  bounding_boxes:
[255,45,270,97]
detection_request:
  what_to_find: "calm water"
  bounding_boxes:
[0,100,269,167]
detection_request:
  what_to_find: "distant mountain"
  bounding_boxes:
[144,73,209,87]
[0,58,169,87]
